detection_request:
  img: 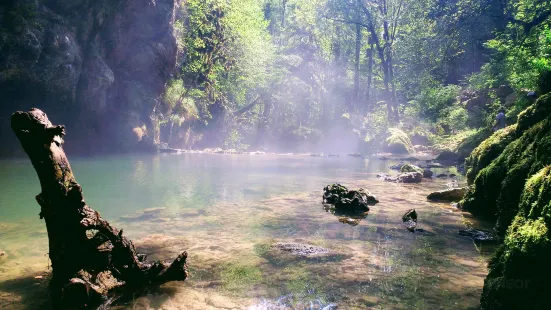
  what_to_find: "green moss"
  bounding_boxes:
[219,262,262,292]
[460,95,551,234]
[400,164,423,173]
[516,93,551,134]
[385,128,414,154]
[481,167,551,310]
[465,125,518,184]
[456,128,493,160]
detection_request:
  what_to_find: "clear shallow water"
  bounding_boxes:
[0,154,493,309]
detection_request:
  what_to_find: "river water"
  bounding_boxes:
[0,154,493,309]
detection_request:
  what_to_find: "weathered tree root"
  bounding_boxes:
[11,109,188,308]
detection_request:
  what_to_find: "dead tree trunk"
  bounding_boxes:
[11,109,188,308]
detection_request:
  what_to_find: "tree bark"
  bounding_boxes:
[11,109,188,308]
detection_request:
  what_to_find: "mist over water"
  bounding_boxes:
[0,153,490,309]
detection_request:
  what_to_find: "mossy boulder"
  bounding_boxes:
[460,94,551,233]
[481,166,551,310]
[456,128,492,160]
[427,187,467,202]
[400,164,423,173]
[384,128,414,154]
[465,125,518,184]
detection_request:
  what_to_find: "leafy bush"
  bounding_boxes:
[416,85,461,121]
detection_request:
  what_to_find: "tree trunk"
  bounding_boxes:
[366,43,374,113]
[353,22,361,111]
[11,109,188,308]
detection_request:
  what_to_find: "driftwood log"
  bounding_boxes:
[11,109,188,308]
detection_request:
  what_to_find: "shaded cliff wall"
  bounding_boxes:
[0,0,178,156]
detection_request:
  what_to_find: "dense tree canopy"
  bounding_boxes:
[152,0,551,153]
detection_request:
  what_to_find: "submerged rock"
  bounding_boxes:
[458,228,498,244]
[427,187,467,202]
[402,209,418,232]
[323,184,378,213]
[272,243,330,256]
[338,217,361,226]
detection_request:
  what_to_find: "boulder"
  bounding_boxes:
[400,164,423,174]
[402,209,417,232]
[427,187,467,202]
[323,184,378,213]
[436,150,459,162]
[397,172,423,183]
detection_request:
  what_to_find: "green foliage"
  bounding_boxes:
[416,85,461,122]
[385,128,414,154]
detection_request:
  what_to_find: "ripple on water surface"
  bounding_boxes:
[0,154,493,309]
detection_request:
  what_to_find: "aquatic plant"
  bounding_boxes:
[220,262,262,293]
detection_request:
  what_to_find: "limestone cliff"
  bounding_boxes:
[0,0,178,155]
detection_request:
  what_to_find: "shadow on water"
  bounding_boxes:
[0,273,51,309]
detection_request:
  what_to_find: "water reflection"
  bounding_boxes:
[0,154,490,309]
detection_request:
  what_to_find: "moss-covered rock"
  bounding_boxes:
[460,94,551,233]
[515,93,551,134]
[481,166,551,310]
[427,187,467,202]
[456,128,492,160]
[465,125,518,184]
[384,128,414,154]
[400,164,423,173]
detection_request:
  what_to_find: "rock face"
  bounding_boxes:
[458,94,551,309]
[461,94,551,233]
[323,184,378,213]
[427,187,467,202]
[481,166,551,310]
[0,0,178,155]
